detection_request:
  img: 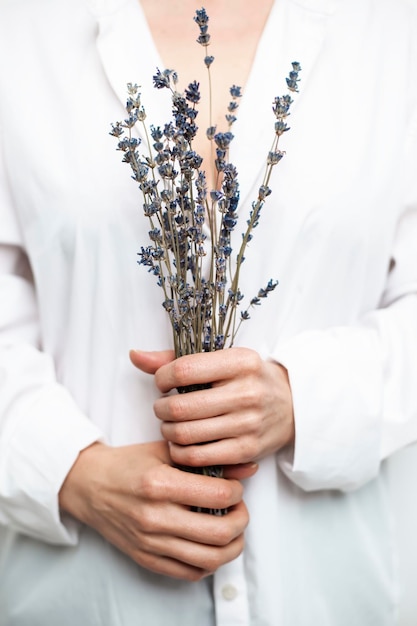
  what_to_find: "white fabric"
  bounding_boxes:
[0,0,416,624]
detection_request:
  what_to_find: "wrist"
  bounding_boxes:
[270,361,295,449]
[58,441,108,523]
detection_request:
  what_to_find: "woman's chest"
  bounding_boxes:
[138,0,275,183]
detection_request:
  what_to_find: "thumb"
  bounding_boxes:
[222,463,259,481]
[129,349,175,374]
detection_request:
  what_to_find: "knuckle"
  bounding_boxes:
[239,347,262,373]
[136,506,158,534]
[139,473,156,500]
[211,523,234,546]
[171,422,193,446]
[214,480,235,506]
[241,380,264,409]
[172,356,194,387]
[235,506,250,533]
[204,548,224,572]
[240,505,250,529]
[179,445,205,466]
[166,395,187,421]
[240,410,260,434]
[171,441,205,467]
[233,534,245,558]
[139,467,164,500]
[240,436,260,461]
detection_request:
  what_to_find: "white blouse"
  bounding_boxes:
[0,0,416,624]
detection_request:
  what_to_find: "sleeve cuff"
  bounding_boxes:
[0,382,104,544]
[270,325,383,492]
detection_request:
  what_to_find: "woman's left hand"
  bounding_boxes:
[130,347,295,469]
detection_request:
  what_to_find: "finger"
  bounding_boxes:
[109,491,248,548]
[97,519,212,581]
[168,437,258,468]
[129,349,175,374]
[136,500,249,546]
[155,347,256,393]
[110,503,248,574]
[161,414,232,445]
[133,551,211,581]
[142,464,244,511]
[154,368,264,422]
[222,463,259,480]
[141,531,245,573]
[154,382,245,423]
[161,410,261,452]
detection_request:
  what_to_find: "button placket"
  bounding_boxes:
[213,556,250,626]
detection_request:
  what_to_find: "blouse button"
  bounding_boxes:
[221,584,238,601]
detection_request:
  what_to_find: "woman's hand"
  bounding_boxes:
[130,347,295,470]
[59,440,253,581]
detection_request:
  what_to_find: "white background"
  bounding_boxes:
[389,3,417,625]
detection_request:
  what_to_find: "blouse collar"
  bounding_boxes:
[89,0,338,206]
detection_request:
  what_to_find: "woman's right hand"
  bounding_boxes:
[59,440,253,581]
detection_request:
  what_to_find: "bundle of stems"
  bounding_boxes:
[111,8,300,513]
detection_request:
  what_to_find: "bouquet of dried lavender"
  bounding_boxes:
[111,8,300,510]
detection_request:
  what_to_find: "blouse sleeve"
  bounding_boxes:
[0,131,104,544]
[273,101,417,493]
